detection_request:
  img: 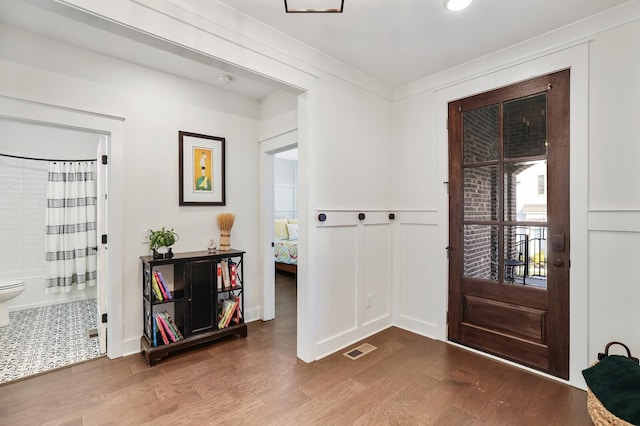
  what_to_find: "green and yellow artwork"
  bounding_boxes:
[193,147,213,192]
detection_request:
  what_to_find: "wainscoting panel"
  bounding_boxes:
[314,210,393,358]
[361,223,391,325]
[396,220,445,337]
[587,229,640,360]
[315,224,359,343]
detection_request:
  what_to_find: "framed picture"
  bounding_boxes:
[179,131,225,205]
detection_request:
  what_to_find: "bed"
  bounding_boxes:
[274,218,298,274]
[275,239,298,274]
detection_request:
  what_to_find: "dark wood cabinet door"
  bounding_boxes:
[186,260,216,335]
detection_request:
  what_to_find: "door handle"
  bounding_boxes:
[551,259,564,267]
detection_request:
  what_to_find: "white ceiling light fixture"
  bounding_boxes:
[284,0,344,13]
[445,0,473,11]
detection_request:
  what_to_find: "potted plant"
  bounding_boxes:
[149,227,179,259]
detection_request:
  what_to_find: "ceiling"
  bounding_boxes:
[0,0,281,99]
[216,0,630,87]
[0,0,631,98]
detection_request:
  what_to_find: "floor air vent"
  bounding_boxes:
[343,343,377,360]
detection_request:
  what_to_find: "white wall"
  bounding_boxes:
[316,75,392,209]
[259,91,298,142]
[0,119,100,159]
[274,157,297,220]
[586,16,640,365]
[391,3,640,389]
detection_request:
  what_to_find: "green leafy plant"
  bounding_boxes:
[149,227,179,250]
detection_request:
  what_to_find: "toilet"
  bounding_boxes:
[0,280,25,327]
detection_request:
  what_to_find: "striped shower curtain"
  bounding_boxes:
[45,161,97,293]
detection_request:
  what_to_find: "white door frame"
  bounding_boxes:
[96,134,108,354]
[435,44,590,386]
[259,130,298,321]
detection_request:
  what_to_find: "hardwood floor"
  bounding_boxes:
[0,272,591,425]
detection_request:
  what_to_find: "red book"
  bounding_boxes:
[216,264,222,291]
[155,315,169,345]
[158,314,177,343]
[156,271,172,300]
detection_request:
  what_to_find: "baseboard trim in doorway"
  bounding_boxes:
[343,343,377,360]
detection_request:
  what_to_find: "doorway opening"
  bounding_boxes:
[0,117,108,383]
[273,148,298,337]
[260,132,298,346]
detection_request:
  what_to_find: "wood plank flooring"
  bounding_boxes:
[0,272,592,425]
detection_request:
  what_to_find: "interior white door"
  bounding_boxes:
[96,135,108,354]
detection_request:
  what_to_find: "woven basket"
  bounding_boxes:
[586,375,633,426]
[585,341,639,426]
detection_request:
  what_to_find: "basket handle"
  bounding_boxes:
[598,341,639,364]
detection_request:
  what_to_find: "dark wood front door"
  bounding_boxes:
[447,70,570,379]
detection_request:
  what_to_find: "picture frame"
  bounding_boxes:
[179,131,225,206]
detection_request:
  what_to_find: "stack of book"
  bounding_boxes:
[152,311,183,346]
[151,270,172,302]
[218,296,242,329]
[217,259,239,291]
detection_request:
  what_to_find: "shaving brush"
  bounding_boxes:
[217,213,235,251]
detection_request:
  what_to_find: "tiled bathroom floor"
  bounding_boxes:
[0,299,102,384]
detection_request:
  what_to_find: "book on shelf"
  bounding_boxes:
[152,313,157,347]
[216,263,222,291]
[229,260,237,288]
[153,271,169,300]
[161,312,184,340]
[156,271,172,300]
[157,314,177,343]
[231,296,242,325]
[217,299,229,329]
[155,314,169,345]
[151,272,164,302]
[227,300,238,328]
[218,298,237,329]
[228,298,240,327]
[152,312,184,346]
[221,260,231,290]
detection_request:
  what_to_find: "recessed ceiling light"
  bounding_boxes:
[284,0,344,13]
[445,0,472,11]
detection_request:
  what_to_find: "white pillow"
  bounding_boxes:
[286,223,298,240]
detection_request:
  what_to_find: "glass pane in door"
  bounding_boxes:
[463,225,498,281]
[463,104,499,164]
[504,93,547,159]
[503,160,547,221]
[504,225,548,288]
[464,166,499,221]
